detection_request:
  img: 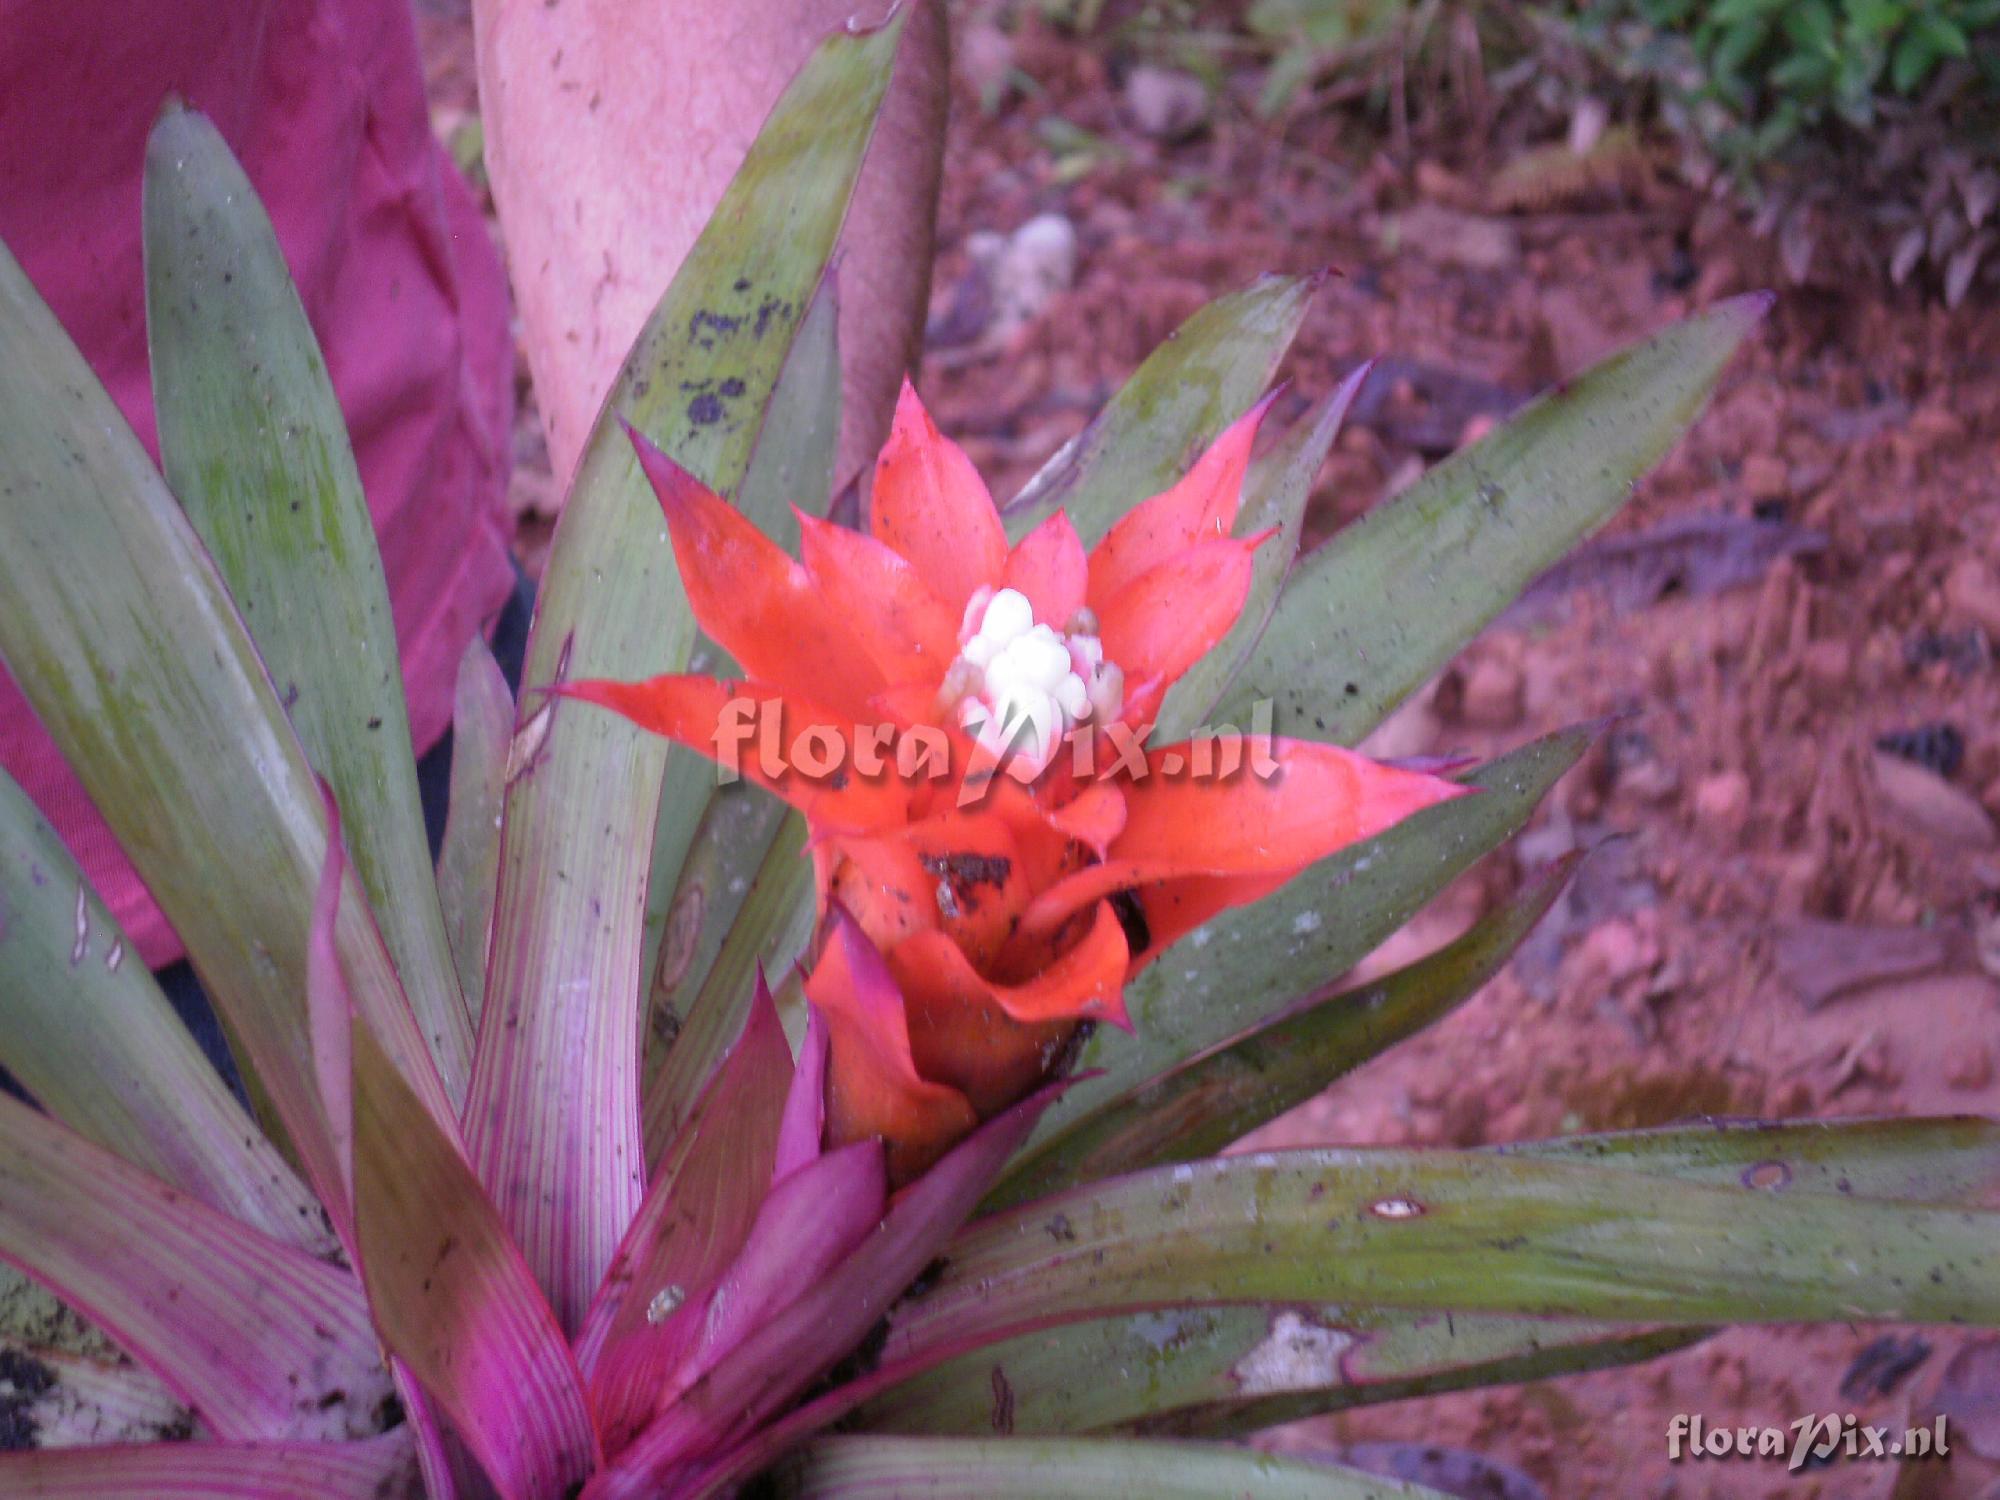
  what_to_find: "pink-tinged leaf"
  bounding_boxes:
[308,780,357,1215]
[687,1140,884,1372]
[578,982,793,1440]
[305,803,468,1500]
[463,16,907,1335]
[0,1434,417,1498]
[588,1081,1072,1497]
[392,1355,463,1500]
[593,1139,886,1457]
[348,1016,599,1499]
[0,1093,388,1440]
[774,1002,830,1182]
[0,766,332,1257]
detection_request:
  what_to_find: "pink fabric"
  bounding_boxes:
[0,0,517,966]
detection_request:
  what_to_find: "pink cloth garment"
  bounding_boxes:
[0,0,517,966]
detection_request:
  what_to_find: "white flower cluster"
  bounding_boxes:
[946,586,1123,780]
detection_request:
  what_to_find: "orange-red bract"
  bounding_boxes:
[566,382,1467,1178]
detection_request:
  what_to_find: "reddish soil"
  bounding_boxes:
[420,6,2000,1495]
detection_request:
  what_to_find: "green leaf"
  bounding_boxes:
[1001,724,1596,1184]
[1151,366,1366,744]
[638,271,840,1139]
[1258,45,1324,117]
[463,15,904,1331]
[643,807,813,1164]
[1004,273,1322,546]
[0,230,455,1226]
[892,1149,2000,1379]
[435,637,514,1011]
[638,269,840,992]
[144,105,473,1101]
[1916,14,1972,59]
[0,768,331,1256]
[1217,296,1768,745]
[1499,1116,2000,1202]
[776,1436,1446,1499]
[990,853,1576,1208]
[853,1303,1698,1440]
[1780,0,1835,52]
[1891,28,1940,91]
[868,1120,2000,1439]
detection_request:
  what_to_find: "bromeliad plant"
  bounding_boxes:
[1,14,1997,1500]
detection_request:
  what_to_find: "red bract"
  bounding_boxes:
[565,381,1467,1179]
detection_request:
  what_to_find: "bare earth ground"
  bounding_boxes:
[421,7,2000,1495]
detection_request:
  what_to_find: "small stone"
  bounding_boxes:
[1121,65,1209,141]
[1692,770,1751,834]
[1619,755,1681,804]
[1459,656,1524,729]
[1872,751,1998,847]
[1743,454,1789,501]
[1944,557,2000,638]
[979,214,1078,343]
[956,23,1016,111]
[1945,1042,1994,1092]
[1575,917,1649,989]
[1385,205,1520,271]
